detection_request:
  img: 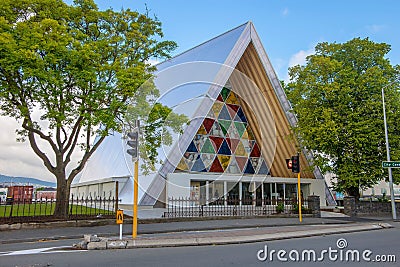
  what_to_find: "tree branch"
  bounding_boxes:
[23,119,55,173]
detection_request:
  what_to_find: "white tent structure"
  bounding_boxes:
[72,22,336,208]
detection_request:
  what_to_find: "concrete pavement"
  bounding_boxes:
[85,222,393,250]
[1,215,395,250]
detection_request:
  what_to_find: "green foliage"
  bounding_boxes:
[0,0,177,214]
[291,203,309,214]
[124,82,188,173]
[275,202,284,213]
[285,38,400,196]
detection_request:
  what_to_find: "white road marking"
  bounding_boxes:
[0,246,82,256]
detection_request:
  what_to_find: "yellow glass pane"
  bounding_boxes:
[197,124,207,135]
[211,102,224,117]
[226,92,239,105]
[234,141,247,157]
[176,158,188,171]
[217,155,231,170]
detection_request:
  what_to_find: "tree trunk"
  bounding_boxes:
[346,186,360,202]
[53,176,70,218]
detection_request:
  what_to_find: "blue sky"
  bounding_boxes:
[88,0,400,82]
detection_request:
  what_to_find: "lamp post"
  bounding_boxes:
[381,78,399,220]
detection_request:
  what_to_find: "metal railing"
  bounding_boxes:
[0,194,119,224]
[163,197,309,218]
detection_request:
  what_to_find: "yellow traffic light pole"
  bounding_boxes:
[132,159,139,239]
[297,172,302,222]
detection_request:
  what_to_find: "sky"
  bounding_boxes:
[1,0,399,182]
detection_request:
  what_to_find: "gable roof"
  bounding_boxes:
[141,21,335,205]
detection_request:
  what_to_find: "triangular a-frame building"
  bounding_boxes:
[73,22,336,207]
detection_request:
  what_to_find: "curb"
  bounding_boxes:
[0,219,353,245]
[85,223,391,250]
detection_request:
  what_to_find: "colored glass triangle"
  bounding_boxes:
[218,139,231,155]
[206,107,216,119]
[209,121,224,137]
[218,120,231,136]
[217,94,224,102]
[191,155,206,172]
[201,153,215,170]
[242,139,252,154]
[235,156,248,172]
[250,158,259,170]
[218,155,231,170]
[226,91,239,105]
[203,118,215,133]
[236,107,247,122]
[218,104,231,120]
[244,159,255,174]
[250,143,261,157]
[201,138,215,154]
[234,122,246,138]
[176,158,188,171]
[226,104,239,118]
[226,157,240,173]
[197,124,207,135]
[212,102,224,117]
[209,157,224,172]
[234,141,247,156]
[209,136,224,151]
[220,87,230,101]
[241,129,249,139]
[193,134,206,152]
[227,123,240,139]
[247,126,255,140]
[186,141,198,153]
[226,138,240,153]
[257,159,270,175]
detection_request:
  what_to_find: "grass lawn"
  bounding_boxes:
[0,202,114,217]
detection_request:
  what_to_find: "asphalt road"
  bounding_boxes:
[1,222,399,267]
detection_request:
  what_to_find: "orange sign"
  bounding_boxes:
[116,209,124,224]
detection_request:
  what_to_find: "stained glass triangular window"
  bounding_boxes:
[175,84,270,175]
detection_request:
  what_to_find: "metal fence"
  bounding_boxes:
[0,194,119,224]
[163,197,310,218]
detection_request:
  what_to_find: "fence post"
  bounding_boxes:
[307,195,321,218]
[343,196,356,217]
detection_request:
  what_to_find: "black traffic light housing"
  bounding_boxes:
[291,154,300,173]
[127,131,139,158]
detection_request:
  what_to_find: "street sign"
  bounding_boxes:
[116,209,124,224]
[382,161,400,168]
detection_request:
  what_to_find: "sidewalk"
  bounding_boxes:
[0,215,393,246]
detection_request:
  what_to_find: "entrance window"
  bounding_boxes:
[209,181,223,204]
[285,184,297,200]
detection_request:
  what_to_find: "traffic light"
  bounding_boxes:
[286,158,292,169]
[291,155,300,173]
[127,131,139,159]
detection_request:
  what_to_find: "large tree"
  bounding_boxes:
[0,0,177,216]
[285,38,400,199]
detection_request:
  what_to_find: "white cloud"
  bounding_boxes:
[0,115,84,183]
[288,47,314,68]
[146,59,161,66]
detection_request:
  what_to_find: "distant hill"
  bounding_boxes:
[0,174,56,188]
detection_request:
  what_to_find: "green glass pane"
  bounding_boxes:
[220,87,230,101]
[201,138,216,154]
[218,120,231,136]
[234,122,246,138]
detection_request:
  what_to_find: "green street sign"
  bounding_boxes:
[382,161,400,168]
